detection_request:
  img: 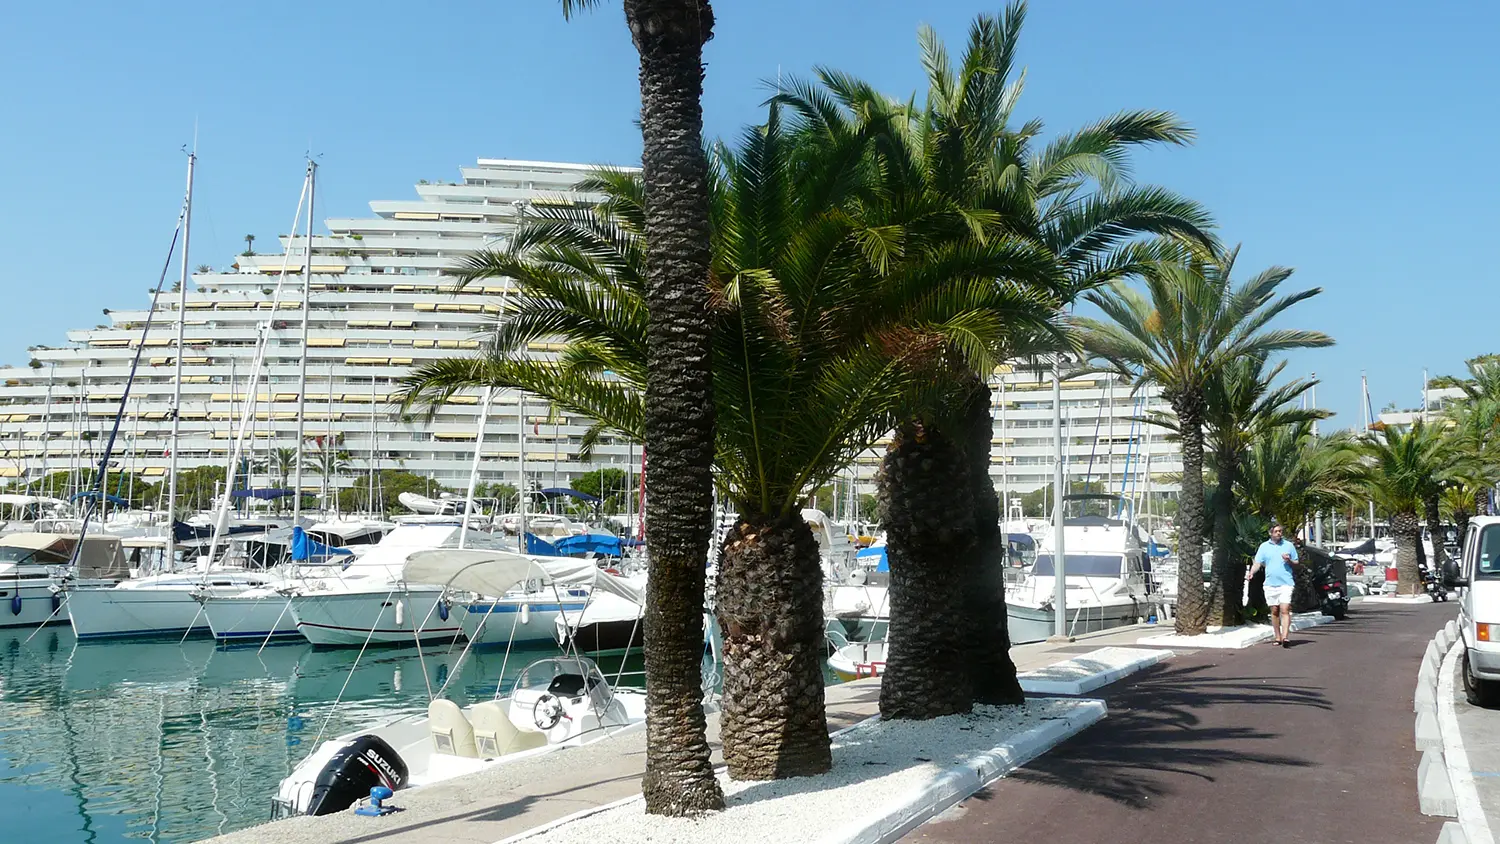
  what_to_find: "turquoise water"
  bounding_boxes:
[0,626,645,844]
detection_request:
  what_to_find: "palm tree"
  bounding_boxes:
[776,2,1215,709]
[1360,420,1452,595]
[1151,356,1323,625]
[398,108,1062,776]
[1077,248,1333,634]
[303,438,352,492]
[558,0,723,814]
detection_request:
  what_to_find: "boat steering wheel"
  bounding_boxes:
[532,694,569,731]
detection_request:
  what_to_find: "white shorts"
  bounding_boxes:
[1264,585,1293,606]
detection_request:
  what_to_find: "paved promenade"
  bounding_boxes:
[905,602,1452,844]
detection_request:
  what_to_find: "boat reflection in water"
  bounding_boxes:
[0,627,576,843]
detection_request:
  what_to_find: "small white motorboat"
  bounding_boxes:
[273,548,648,817]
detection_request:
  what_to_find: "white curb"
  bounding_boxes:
[1438,638,1496,844]
[1017,647,1172,695]
[1441,821,1473,844]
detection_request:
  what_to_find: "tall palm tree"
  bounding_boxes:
[561,0,723,814]
[397,118,1062,777]
[1360,420,1452,595]
[777,2,1215,709]
[1151,356,1324,625]
[1077,248,1332,634]
[269,446,298,491]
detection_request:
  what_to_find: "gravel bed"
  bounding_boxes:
[513,698,1095,844]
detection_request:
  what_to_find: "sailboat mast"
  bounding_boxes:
[1363,371,1376,538]
[166,153,195,527]
[292,160,316,523]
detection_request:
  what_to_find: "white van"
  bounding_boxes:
[1458,515,1500,706]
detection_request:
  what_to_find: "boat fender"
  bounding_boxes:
[304,734,409,816]
[394,600,405,627]
[51,592,62,613]
[520,603,531,625]
[9,593,21,616]
[438,600,449,622]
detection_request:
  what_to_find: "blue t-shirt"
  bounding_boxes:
[1255,539,1299,587]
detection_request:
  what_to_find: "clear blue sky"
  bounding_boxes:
[2,1,1495,430]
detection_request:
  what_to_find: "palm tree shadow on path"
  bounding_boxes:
[999,661,1328,809]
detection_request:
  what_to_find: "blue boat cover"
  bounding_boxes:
[553,533,624,557]
[230,488,297,500]
[856,545,888,572]
[291,526,354,562]
[525,533,560,555]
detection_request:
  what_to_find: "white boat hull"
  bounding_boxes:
[67,586,205,639]
[291,588,464,647]
[459,593,590,645]
[0,579,68,628]
[1006,599,1147,645]
[203,593,302,644]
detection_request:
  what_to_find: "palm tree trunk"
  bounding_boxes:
[959,376,1024,706]
[715,512,832,778]
[624,0,723,814]
[878,421,976,719]
[1392,509,1422,595]
[1206,455,1242,627]
[1456,498,1474,555]
[1172,391,1209,635]
[1424,492,1448,573]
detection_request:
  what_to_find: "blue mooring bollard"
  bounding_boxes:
[355,786,397,817]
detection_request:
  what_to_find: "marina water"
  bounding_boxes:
[0,626,645,843]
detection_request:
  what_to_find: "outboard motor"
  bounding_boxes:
[305,735,409,816]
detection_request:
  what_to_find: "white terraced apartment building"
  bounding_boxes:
[0,158,1182,514]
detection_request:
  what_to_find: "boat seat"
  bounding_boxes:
[428,699,479,758]
[471,700,547,758]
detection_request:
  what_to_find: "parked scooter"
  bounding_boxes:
[1421,563,1450,602]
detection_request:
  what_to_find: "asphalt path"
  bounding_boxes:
[906,602,1452,844]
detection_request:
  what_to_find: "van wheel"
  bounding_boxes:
[1464,648,1500,708]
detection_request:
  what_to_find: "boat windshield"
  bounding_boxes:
[1032,553,1123,578]
[0,543,68,565]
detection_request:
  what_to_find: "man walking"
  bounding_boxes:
[1248,523,1300,647]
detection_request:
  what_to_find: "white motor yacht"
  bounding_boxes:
[286,518,503,647]
[0,534,130,628]
[1005,493,1163,644]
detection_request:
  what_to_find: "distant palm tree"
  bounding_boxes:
[1151,356,1323,625]
[1359,421,1452,595]
[1077,248,1333,634]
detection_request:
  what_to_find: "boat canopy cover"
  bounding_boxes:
[1340,538,1377,556]
[553,532,624,557]
[68,491,129,506]
[0,532,71,551]
[290,526,354,562]
[230,488,297,500]
[538,487,602,504]
[403,548,643,605]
